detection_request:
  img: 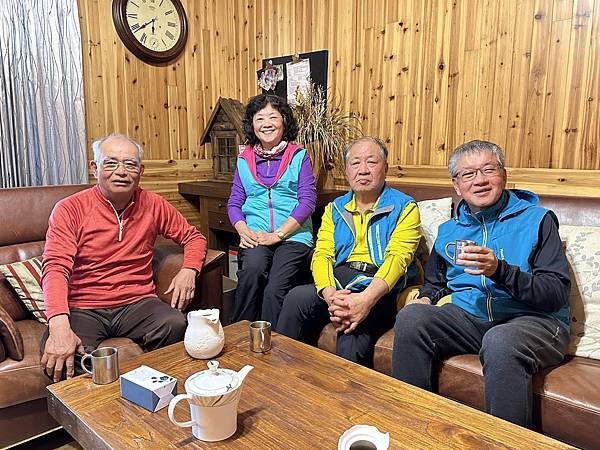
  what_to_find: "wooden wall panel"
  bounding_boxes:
[78,0,600,211]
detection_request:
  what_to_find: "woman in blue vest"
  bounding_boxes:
[227,94,316,328]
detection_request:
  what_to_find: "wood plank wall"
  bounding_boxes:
[77,0,600,226]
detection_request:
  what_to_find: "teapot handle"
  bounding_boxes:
[168,394,195,428]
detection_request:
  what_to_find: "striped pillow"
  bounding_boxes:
[0,257,46,323]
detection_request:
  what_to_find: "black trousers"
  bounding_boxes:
[41,297,186,376]
[277,265,397,368]
[392,303,569,427]
[231,241,312,329]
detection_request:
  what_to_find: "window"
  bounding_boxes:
[212,132,238,180]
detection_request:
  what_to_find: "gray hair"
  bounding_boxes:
[343,136,388,165]
[448,140,505,177]
[92,133,144,164]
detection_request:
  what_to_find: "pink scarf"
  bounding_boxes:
[253,140,288,159]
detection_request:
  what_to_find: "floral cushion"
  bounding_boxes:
[0,257,47,324]
[559,225,600,359]
[416,197,453,263]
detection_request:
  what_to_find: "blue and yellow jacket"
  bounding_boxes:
[313,185,419,293]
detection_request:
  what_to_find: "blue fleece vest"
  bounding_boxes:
[237,145,313,247]
[435,189,569,326]
[330,185,418,292]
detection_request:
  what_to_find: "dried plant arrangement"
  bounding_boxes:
[292,81,362,176]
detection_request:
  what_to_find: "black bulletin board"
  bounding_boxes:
[258,50,328,100]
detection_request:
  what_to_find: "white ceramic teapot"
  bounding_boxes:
[168,361,253,441]
[184,309,225,359]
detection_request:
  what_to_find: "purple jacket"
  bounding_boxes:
[227,147,316,227]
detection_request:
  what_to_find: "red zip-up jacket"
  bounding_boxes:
[42,186,207,319]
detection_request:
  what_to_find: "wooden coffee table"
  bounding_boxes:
[47,321,573,449]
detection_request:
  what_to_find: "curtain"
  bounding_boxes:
[0,0,87,188]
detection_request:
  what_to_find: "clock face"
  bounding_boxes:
[112,0,188,64]
[125,0,181,52]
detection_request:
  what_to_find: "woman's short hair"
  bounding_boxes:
[242,94,298,146]
[448,140,505,177]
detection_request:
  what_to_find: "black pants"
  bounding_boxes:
[392,303,569,427]
[277,265,397,368]
[41,297,186,376]
[231,241,312,329]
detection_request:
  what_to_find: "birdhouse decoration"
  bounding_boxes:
[199,97,245,180]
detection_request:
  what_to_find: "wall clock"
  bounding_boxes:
[112,0,188,65]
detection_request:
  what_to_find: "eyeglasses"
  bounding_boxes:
[101,159,141,173]
[453,164,503,182]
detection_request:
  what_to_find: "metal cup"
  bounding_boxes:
[249,321,271,353]
[444,239,476,262]
[80,347,119,384]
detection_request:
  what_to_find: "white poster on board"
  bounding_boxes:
[286,59,311,106]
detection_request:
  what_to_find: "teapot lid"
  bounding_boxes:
[185,361,239,396]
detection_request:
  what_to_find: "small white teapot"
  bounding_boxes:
[184,309,225,359]
[168,361,253,441]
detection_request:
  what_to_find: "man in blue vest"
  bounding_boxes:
[392,140,571,428]
[277,137,421,367]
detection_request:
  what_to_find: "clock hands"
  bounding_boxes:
[135,17,156,33]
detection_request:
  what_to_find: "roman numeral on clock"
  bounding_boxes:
[131,23,141,32]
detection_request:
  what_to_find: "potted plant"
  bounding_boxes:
[291,81,362,188]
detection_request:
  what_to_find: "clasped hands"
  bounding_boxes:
[237,224,281,248]
[322,287,373,334]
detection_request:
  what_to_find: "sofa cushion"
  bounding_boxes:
[0,242,44,322]
[0,305,24,361]
[415,197,452,265]
[416,196,452,252]
[0,257,46,324]
[559,225,600,359]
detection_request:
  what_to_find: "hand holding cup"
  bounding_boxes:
[455,244,499,276]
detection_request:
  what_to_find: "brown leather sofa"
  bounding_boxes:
[317,184,600,450]
[0,184,225,448]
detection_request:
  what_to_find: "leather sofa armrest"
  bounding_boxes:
[152,245,226,312]
[0,339,5,362]
[0,304,24,361]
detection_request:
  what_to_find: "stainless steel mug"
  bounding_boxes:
[80,347,119,384]
[249,321,271,353]
[444,240,476,262]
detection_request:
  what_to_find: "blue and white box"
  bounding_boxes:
[120,365,177,412]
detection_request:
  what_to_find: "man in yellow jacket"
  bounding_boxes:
[277,137,421,367]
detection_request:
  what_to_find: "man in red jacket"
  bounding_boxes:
[41,133,207,382]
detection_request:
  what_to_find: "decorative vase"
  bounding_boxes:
[184,309,225,359]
